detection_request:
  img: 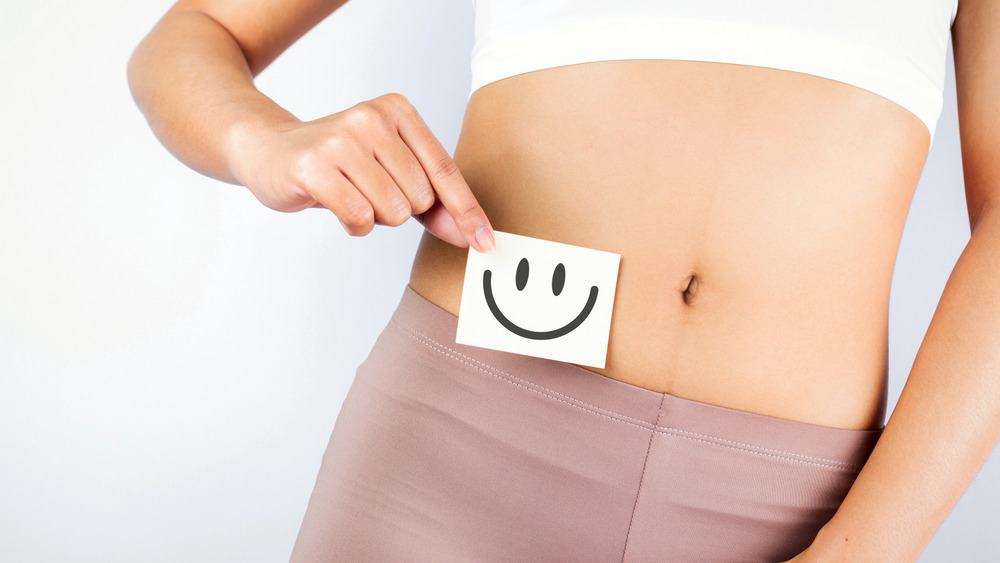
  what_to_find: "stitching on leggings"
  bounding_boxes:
[621,394,664,563]
[655,428,862,472]
[391,318,655,434]
[392,318,655,427]
[657,426,862,469]
[391,317,863,471]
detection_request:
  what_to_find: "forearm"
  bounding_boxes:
[806,203,1000,560]
[126,8,299,185]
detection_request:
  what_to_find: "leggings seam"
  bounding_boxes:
[392,318,655,435]
[621,394,664,563]
[393,318,657,431]
[655,429,859,472]
[391,316,863,471]
[657,426,861,469]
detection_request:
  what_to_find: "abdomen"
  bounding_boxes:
[410,58,930,430]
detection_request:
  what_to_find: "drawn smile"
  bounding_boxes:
[482,266,599,340]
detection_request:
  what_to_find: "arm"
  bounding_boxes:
[792,0,1000,559]
[127,0,496,250]
[799,206,1000,561]
[126,0,345,184]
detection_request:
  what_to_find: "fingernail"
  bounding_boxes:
[474,225,495,254]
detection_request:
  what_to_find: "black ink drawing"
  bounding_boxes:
[483,258,598,340]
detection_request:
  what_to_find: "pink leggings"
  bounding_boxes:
[289,285,882,562]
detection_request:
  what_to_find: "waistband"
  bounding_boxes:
[389,284,883,470]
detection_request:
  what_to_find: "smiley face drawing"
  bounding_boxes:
[455,230,621,369]
[483,258,598,340]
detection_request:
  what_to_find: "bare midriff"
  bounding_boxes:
[409,59,932,431]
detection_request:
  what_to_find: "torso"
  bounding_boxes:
[409,59,931,431]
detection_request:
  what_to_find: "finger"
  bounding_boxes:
[413,200,466,247]
[391,99,494,252]
[372,132,436,216]
[302,167,376,236]
[337,140,412,227]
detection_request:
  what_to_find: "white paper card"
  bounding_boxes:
[455,231,621,368]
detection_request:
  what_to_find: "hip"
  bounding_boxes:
[289,284,884,562]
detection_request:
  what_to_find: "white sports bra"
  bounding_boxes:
[469,1,958,147]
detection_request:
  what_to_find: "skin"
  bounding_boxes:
[127,0,1000,559]
[125,0,496,253]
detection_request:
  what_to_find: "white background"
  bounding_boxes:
[0,1,995,561]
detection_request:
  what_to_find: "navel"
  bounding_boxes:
[681,274,700,306]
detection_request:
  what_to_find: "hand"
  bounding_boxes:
[780,544,828,562]
[229,92,495,252]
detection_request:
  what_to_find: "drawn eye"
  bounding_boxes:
[552,263,565,296]
[515,258,529,291]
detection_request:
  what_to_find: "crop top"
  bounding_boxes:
[469,0,958,148]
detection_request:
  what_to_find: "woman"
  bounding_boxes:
[127,0,999,560]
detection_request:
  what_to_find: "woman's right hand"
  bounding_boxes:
[230,92,495,253]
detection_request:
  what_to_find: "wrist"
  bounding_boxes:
[224,103,300,187]
[802,516,914,563]
[798,522,849,562]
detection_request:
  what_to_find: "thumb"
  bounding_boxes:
[413,200,471,248]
